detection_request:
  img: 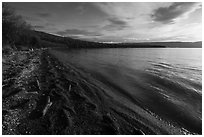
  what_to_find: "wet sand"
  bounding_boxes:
[2,49,190,135]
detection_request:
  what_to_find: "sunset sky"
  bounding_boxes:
[8,2,202,43]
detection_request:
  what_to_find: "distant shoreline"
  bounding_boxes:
[33,31,202,49]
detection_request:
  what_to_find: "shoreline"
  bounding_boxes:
[2,49,149,135]
[2,49,195,135]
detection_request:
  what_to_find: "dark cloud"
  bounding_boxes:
[103,17,129,31]
[37,12,51,17]
[56,29,102,37]
[108,17,127,26]
[151,2,200,24]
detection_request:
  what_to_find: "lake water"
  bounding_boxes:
[51,48,202,134]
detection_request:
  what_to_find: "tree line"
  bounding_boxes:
[2,3,41,51]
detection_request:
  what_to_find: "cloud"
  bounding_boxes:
[8,2,201,42]
[151,2,201,24]
[56,29,102,37]
[93,3,172,21]
[108,17,127,26]
[103,17,129,31]
[76,5,85,15]
[37,12,51,17]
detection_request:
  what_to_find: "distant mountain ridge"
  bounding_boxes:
[140,41,202,48]
[35,31,202,48]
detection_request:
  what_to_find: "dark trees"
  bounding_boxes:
[2,3,40,50]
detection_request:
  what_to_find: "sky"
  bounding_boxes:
[8,2,202,43]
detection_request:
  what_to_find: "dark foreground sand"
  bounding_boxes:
[2,49,188,135]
